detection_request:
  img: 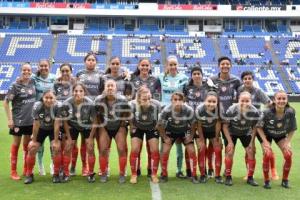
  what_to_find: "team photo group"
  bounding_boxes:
[4,52,296,190]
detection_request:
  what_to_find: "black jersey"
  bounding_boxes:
[210,74,241,115]
[130,99,161,130]
[130,75,161,100]
[53,81,73,102]
[62,97,95,131]
[195,103,219,133]
[257,107,297,138]
[5,80,36,126]
[32,101,61,130]
[76,69,103,98]
[237,85,271,110]
[94,94,130,131]
[224,104,260,136]
[183,83,208,109]
[158,104,195,134]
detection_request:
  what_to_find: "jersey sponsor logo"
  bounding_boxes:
[221,86,227,92]
[21,88,26,93]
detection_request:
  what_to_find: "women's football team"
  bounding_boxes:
[4,54,296,189]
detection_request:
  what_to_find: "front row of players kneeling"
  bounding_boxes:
[8,79,297,189]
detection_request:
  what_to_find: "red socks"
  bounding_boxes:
[270,151,276,170]
[283,151,292,180]
[207,142,214,170]
[146,142,151,171]
[198,148,206,176]
[185,148,191,172]
[71,145,78,169]
[247,159,256,177]
[53,154,62,175]
[130,152,139,176]
[225,157,233,177]
[10,144,18,172]
[189,152,197,177]
[119,156,127,176]
[151,151,160,176]
[214,146,222,177]
[263,152,271,181]
[23,143,28,175]
[26,155,36,176]
[99,155,108,175]
[63,155,71,176]
[161,153,169,177]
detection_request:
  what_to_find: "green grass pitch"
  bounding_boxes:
[0,103,300,200]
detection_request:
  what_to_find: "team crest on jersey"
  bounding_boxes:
[207,117,213,123]
[45,116,51,122]
[277,123,283,128]
[28,89,33,95]
[240,120,246,125]
[142,115,147,120]
[63,90,69,96]
[195,92,200,97]
[221,86,227,92]
[76,112,80,118]
[135,81,140,86]
[14,127,20,133]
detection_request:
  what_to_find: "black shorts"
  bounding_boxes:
[70,128,91,141]
[9,126,32,136]
[224,134,252,148]
[257,134,286,144]
[163,132,193,145]
[131,128,159,141]
[36,128,59,144]
[105,127,127,139]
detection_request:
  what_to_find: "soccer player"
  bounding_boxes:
[95,79,131,184]
[256,91,296,189]
[129,86,161,184]
[222,91,260,186]
[195,91,223,184]
[130,58,161,177]
[24,90,61,184]
[4,63,36,180]
[53,63,76,179]
[157,92,198,184]
[76,52,103,176]
[183,66,213,178]
[238,71,279,180]
[32,59,56,176]
[158,55,189,178]
[61,83,96,183]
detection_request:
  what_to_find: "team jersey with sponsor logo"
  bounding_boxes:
[76,69,103,98]
[32,73,56,100]
[158,104,195,134]
[94,94,130,131]
[195,103,219,133]
[130,99,161,131]
[101,74,131,96]
[5,80,36,126]
[62,97,95,131]
[210,74,241,115]
[256,107,297,138]
[130,75,161,100]
[53,81,73,102]
[237,85,271,110]
[32,101,61,130]
[224,104,260,136]
[183,83,207,109]
[158,73,188,107]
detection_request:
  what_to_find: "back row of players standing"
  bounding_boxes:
[4,54,296,189]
